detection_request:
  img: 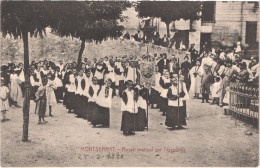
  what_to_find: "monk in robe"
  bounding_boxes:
[121,80,137,136]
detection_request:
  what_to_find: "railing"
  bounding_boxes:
[229,83,259,127]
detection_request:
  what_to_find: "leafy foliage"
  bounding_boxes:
[49,1,131,43]
[1,1,49,38]
[135,1,201,24]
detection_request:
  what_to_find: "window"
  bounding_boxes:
[201,2,216,22]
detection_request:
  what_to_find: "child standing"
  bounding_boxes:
[211,77,222,105]
[35,77,48,124]
[46,73,57,117]
[1,77,9,122]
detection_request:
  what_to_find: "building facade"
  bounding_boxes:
[122,2,259,53]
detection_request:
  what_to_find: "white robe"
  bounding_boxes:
[10,74,23,104]
[211,81,221,98]
[189,66,202,94]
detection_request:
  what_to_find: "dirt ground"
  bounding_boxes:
[1,93,259,167]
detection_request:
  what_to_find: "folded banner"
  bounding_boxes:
[139,61,155,89]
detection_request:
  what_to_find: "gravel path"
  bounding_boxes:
[1,94,258,167]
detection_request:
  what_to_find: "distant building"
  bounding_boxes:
[197,1,259,52]
[122,2,259,52]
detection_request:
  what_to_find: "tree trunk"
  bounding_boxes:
[166,22,170,38]
[77,38,86,68]
[22,31,30,142]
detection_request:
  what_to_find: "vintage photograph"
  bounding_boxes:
[1,1,259,167]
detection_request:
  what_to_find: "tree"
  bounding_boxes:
[49,1,131,66]
[1,1,50,141]
[135,1,201,37]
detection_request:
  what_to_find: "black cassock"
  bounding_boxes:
[63,71,72,107]
[74,77,86,117]
[120,91,135,132]
[135,87,148,131]
[87,85,100,122]
[159,77,171,113]
[165,87,187,128]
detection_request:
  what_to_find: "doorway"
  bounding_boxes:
[200,33,212,53]
[246,21,257,49]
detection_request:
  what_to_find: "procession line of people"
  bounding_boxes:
[1,42,258,135]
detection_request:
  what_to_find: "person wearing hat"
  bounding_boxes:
[165,76,188,130]
[1,77,9,122]
[181,55,192,91]
[189,43,199,66]
[157,53,170,75]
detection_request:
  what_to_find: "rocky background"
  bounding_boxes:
[1,29,188,65]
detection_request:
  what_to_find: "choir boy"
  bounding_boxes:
[121,80,137,136]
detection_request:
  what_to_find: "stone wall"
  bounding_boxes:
[212,1,259,46]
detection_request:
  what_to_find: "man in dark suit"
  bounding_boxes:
[181,55,192,91]
[157,53,170,75]
[188,43,199,66]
